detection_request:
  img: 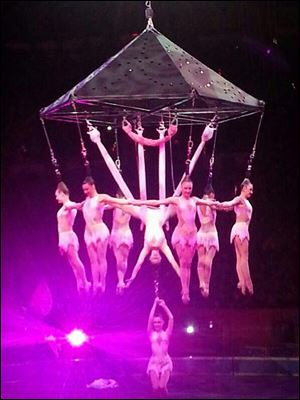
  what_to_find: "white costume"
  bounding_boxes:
[82,195,110,246]
[147,330,173,375]
[197,204,219,251]
[230,199,252,243]
[57,201,79,253]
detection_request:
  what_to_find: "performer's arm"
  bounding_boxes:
[147,297,160,335]
[158,299,174,336]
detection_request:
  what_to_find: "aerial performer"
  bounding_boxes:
[109,190,134,294]
[66,176,110,296]
[196,184,219,298]
[217,178,254,295]
[83,119,215,302]
[55,181,91,293]
[146,297,174,396]
[97,196,181,286]
[126,176,216,304]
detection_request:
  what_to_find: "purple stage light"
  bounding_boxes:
[66,329,88,347]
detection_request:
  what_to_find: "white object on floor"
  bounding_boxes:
[86,378,119,389]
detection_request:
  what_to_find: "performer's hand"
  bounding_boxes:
[125,277,134,288]
[164,221,170,231]
[158,299,166,307]
[122,119,132,134]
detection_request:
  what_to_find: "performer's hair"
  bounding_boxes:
[56,181,69,195]
[240,178,252,190]
[181,174,193,184]
[203,184,215,196]
[83,176,95,186]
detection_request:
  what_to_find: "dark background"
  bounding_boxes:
[1,1,299,332]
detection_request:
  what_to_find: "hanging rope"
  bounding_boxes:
[40,118,62,182]
[245,110,264,178]
[72,102,91,177]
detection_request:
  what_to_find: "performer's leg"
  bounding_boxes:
[126,244,149,287]
[240,239,253,295]
[149,370,160,391]
[159,370,171,393]
[96,238,109,293]
[87,244,101,295]
[203,247,217,297]
[197,245,206,294]
[234,237,246,294]
[160,243,180,277]
[66,245,90,292]
[114,244,130,294]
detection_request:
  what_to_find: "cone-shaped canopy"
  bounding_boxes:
[40,27,264,126]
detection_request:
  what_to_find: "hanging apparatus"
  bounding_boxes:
[185,95,196,176]
[145,1,154,30]
[113,122,122,173]
[153,263,160,298]
[207,115,219,185]
[168,111,176,193]
[40,118,62,182]
[245,110,264,179]
[72,102,91,177]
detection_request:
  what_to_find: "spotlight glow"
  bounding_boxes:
[107,125,112,131]
[209,321,213,329]
[186,325,195,334]
[66,329,88,347]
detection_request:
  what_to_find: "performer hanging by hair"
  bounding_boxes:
[123,205,181,287]
[196,184,219,298]
[217,178,254,295]
[66,176,110,295]
[55,182,91,293]
[122,176,216,304]
[81,176,110,295]
[109,190,134,295]
[147,297,174,396]
[97,196,181,285]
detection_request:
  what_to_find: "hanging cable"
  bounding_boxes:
[245,110,264,178]
[168,110,176,193]
[40,118,62,182]
[185,95,196,175]
[153,263,160,298]
[207,115,219,185]
[72,102,91,177]
[114,123,122,173]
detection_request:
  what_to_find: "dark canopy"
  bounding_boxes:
[40,26,264,127]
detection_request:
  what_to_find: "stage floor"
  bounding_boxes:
[2,357,299,399]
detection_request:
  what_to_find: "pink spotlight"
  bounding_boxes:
[66,329,88,347]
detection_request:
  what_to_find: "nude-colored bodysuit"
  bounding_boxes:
[230,198,252,243]
[109,207,133,249]
[197,204,219,251]
[171,197,197,248]
[147,330,173,375]
[57,201,79,252]
[82,196,110,246]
